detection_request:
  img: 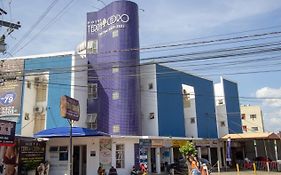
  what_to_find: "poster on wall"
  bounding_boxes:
[99,139,112,169]
[0,138,46,175]
[0,59,23,123]
[0,119,16,146]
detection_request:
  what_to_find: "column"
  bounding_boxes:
[208,147,212,165]
[254,140,258,157]
[274,140,278,161]
[148,148,152,173]
[170,147,174,163]
[197,147,202,159]
[156,147,161,174]
[222,144,226,167]
[217,146,222,170]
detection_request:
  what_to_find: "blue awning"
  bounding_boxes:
[34,127,109,138]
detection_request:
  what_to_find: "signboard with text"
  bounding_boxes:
[60,95,80,121]
[0,119,16,145]
[0,59,23,122]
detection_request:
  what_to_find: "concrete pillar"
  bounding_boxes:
[156,147,161,174]
[208,147,212,165]
[148,148,152,173]
[274,140,278,161]
[254,140,258,157]
[217,146,222,170]
[222,144,226,167]
[197,147,202,159]
[170,147,174,163]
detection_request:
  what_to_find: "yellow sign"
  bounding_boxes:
[151,139,163,147]
[172,140,187,147]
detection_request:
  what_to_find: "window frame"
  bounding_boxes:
[115,144,125,168]
[87,40,98,54]
[88,83,98,99]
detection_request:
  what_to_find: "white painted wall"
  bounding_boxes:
[182,84,198,138]
[22,74,49,136]
[140,64,159,136]
[71,50,88,127]
[214,77,229,138]
[46,137,138,175]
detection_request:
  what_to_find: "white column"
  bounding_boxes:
[208,147,212,165]
[254,140,258,157]
[156,147,161,174]
[222,144,226,167]
[197,147,202,159]
[217,146,222,170]
[170,147,174,163]
[148,148,152,173]
[274,140,278,161]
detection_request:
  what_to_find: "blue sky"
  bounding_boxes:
[1,0,281,132]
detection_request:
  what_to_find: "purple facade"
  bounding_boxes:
[86,1,140,135]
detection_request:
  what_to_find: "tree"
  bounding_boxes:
[179,141,197,175]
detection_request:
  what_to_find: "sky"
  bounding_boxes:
[1,0,281,132]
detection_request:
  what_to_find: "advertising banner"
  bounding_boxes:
[99,139,112,169]
[0,138,46,175]
[0,119,16,146]
[226,138,231,162]
[0,59,23,122]
[60,95,80,121]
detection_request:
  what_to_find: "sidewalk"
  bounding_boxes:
[212,170,281,175]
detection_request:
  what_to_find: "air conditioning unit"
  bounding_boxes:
[33,106,45,113]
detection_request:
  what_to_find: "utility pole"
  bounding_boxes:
[0,8,21,53]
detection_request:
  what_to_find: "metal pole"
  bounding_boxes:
[69,120,73,175]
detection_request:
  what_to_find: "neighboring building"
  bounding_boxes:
[141,64,218,138]
[15,51,87,136]
[240,105,265,133]
[214,77,242,137]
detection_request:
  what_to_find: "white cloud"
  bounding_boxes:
[256,87,281,107]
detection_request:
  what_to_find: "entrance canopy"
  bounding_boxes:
[222,132,279,140]
[34,127,109,138]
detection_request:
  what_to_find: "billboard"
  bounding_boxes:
[60,95,80,121]
[0,119,16,146]
[0,138,46,175]
[0,59,23,123]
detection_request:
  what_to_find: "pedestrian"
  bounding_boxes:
[188,156,201,175]
[109,166,117,175]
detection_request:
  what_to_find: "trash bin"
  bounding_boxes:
[277,160,281,172]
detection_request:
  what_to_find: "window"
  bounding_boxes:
[113,125,120,133]
[220,121,225,127]
[112,30,119,38]
[242,125,247,132]
[112,65,119,73]
[33,114,45,134]
[87,113,97,129]
[251,127,259,132]
[241,114,246,120]
[27,80,31,89]
[190,117,195,124]
[148,83,153,90]
[88,83,98,99]
[112,91,119,100]
[250,114,257,120]
[116,144,125,168]
[87,40,98,54]
[59,146,68,161]
[49,146,58,152]
[149,112,155,119]
[218,99,224,105]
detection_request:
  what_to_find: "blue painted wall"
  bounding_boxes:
[223,79,242,133]
[156,65,218,138]
[23,55,72,130]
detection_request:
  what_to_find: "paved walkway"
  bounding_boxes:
[212,170,281,175]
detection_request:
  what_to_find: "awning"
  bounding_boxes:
[34,127,109,138]
[221,132,279,140]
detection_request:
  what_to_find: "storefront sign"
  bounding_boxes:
[0,60,23,122]
[139,139,151,148]
[60,95,80,121]
[151,139,163,147]
[172,140,187,147]
[0,119,16,146]
[18,140,46,174]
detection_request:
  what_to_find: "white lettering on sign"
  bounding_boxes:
[87,13,129,34]
[0,122,14,135]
